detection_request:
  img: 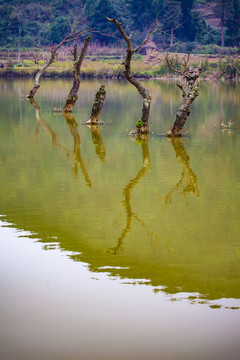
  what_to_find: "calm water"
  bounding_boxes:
[0,78,240,360]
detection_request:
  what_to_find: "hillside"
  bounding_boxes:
[0,0,239,50]
[194,1,221,29]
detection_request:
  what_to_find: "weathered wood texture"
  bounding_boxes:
[27,19,89,99]
[86,85,106,124]
[63,36,91,112]
[106,17,154,134]
[165,54,202,136]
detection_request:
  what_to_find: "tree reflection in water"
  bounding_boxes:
[109,135,200,255]
[160,137,199,206]
[29,98,92,187]
[64,112,92,187]
[108,134,155,255]
[87,124,106,162]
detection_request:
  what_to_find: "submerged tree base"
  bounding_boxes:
[86,85,106,125]
[63,96,78,113]
[166,126,187,137]
[165,54,202,137]
[26,85,40,99]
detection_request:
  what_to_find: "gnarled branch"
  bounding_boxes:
[106,17,152,134]
[63,35,91,112]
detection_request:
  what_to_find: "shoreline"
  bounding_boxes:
[0,69,238,81]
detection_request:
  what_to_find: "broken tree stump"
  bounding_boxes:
[86,85,106,124]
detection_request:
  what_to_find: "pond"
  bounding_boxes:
[0,78,240,360]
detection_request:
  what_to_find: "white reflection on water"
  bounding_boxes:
[0,220,239,360]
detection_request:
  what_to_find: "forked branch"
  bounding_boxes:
[27,16,92,99]
[106,17,153,133]
[164,53,202,136]
[63,35,91,112]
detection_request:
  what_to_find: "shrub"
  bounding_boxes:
[217,56,240,79]
[6,60,14,68]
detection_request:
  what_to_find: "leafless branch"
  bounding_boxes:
[165,52,183,75]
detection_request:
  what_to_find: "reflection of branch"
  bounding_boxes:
[29,98,71,157]
[160,138,199,206]
[64,113,92,187]
[108,135,152,255]
[29,99,92,187]
[87,124,106,162]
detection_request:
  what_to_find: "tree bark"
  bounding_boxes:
[124,48,151,133]
[166,65,202,137]
[86,85,106,124]
[106,17,153,134]
[63,36,91,112]
[26,58,53,98]
[26,19,90,99]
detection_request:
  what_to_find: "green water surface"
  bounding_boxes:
[0,78,239,360]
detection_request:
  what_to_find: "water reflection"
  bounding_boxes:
[64,113,92,187]
[109,134,151,254]
[30,98,74,165]
[87,124,106,161]
[29,98,92,187]
[0,80,239,310]
[29,98,60,148]
[161,137,199,205]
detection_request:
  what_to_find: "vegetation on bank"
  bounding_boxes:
[0,53,239,80]
[1,0,239,50]
[1,0,239,81]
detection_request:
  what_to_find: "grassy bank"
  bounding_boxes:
[0,54,239,80]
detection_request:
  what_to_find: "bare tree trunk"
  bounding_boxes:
[170,26,174,47]
[220,0,225,47]
[106,17,156,134]
[26,56,54,98]
[26,18,90,99]
[221,22,224,47]
[86,85,106,124]
[63,36,91,112]
[165,54,202,136]
[125,49,151,133]
[18,26,21,61]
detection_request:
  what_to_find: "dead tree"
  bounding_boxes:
[106,17,160,134]
[165,53,202,136]
[86,85,106,124]
[63,36,91,112]
[27,17,90,99]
